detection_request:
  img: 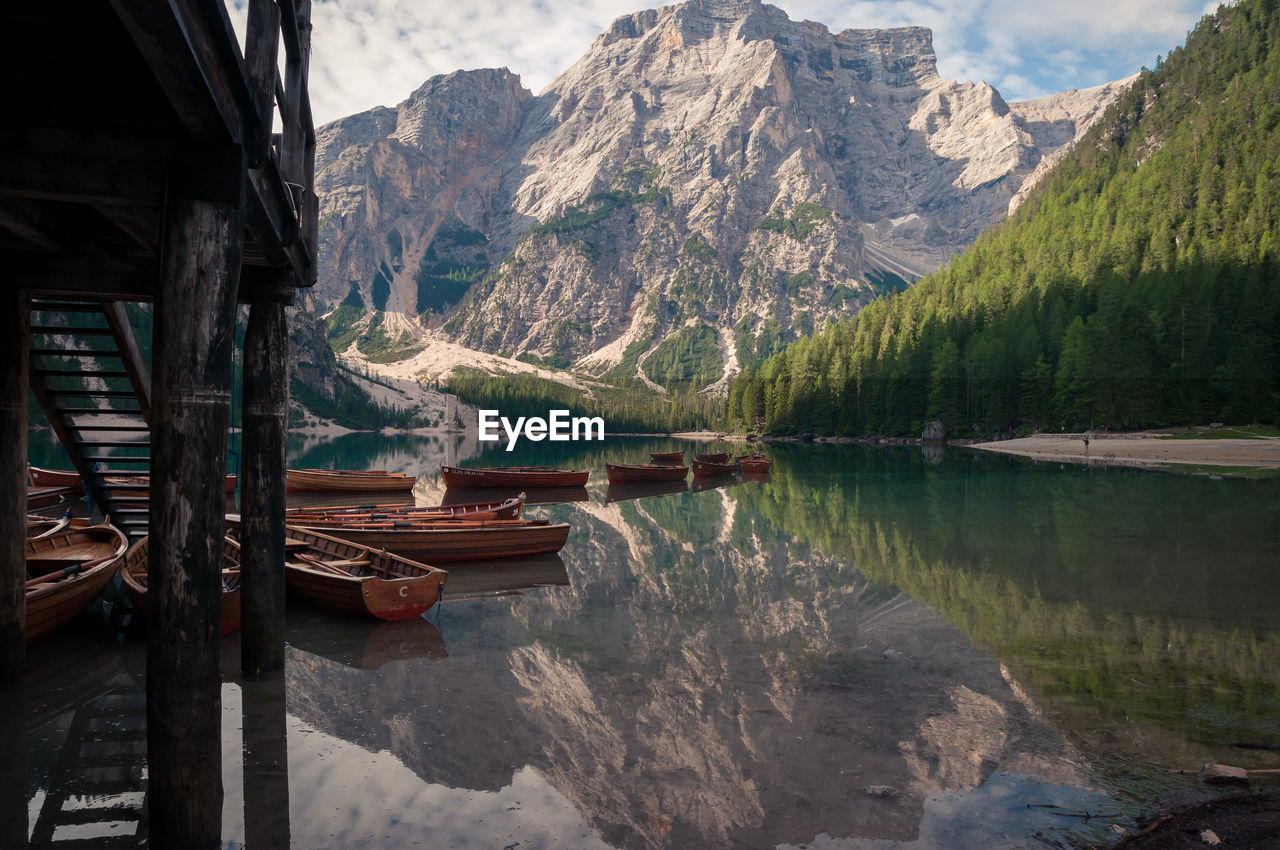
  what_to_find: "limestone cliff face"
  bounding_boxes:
[313,0,1130,385]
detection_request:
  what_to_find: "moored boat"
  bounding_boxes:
[286,468,416,493]
[649,450,685,463]
[695,452,730,464]
[30,466,238,495]
[282,526,448,620]
[284,518,571,563]
[120,535,242,634]
[27,465,84,493]
[606,462,689,484]
[25,524,128,642]
[108,472,239,495]
[737,454,772,473]
[692,458,739,478]
[284,494,524,525]
[440,485,589,506]
[441,464,589,488]
[26,515,70,539]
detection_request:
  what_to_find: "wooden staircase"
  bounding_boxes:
[28,300,153,542]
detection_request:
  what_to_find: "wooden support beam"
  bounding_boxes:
[244,0,281,169]
[107,0,246,142]
[147,150,245,848]
[102,301,153,423]
[0,286,28,678]
[0,151,163,206]
[240,298,288,676]
[4,254,156,302]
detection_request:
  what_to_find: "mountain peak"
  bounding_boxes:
[312,1,1132,383]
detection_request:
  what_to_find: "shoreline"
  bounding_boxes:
[969,433,1280,469]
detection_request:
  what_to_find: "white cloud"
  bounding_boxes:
[227,0,1210,125]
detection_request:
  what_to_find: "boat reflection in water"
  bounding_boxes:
[441,484,589,506]
[603,478,688,504]
[440,554,570,599]
[285,607,449,670]
[12,435,1280,849]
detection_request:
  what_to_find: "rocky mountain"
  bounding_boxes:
[313,0,1131,390]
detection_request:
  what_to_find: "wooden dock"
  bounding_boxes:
[1,1,316,845]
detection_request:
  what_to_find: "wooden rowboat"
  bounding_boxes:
[121,536,242,634]
[285,494,525,525]
[692,458,740,477]
[282,526,447,620]
[737,454,772,473]
[27,465,84,492]
[441,465,589,488]
[25,524,128,643]
[286,468,416,493]
[606,462,689,484]
[285,518,571,563]
[109,472,238,495]
[695,452,730,464]
[649,450,685,463]
[26,515,70,539]
[29,465,238,495]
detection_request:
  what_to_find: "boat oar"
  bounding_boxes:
[294,552,352,576]
[25,553,115,588]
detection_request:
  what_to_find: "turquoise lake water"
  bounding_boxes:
[13,432,1280,848]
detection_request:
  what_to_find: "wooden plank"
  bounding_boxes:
[107,0,244,142]
[147,156,245,848]
[244,0,281,168]
[240,300,289,676]
[0,286,28,677]
[0,151,163,205]
[102,301,153,423]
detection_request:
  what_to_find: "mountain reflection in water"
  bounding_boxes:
[11,436,1280,848]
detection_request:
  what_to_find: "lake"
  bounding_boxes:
[11,433,1280,848]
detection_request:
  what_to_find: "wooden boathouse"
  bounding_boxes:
[1,1,316,845]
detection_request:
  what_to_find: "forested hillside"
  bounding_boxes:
[726,0,1280,436]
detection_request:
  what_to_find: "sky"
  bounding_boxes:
[228,0,1224,126]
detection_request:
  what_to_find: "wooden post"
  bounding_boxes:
[240,299,288,676]
[147,148,245,848]
[0,286,28,678]
[241,672,290,849]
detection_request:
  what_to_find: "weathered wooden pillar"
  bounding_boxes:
[241,672,290,848]
[0,286,28,678]
[240,300,288,676]
[147,149,245,848]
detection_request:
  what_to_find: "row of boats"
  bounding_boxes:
[23,490,565,643]
[21,450,771,642]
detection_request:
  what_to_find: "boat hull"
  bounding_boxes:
[282,527,447,620]
[738,456,772,473]
[649,451,685,463]
[288,520,571,563]
[695,452,730,464]
[692,458,740,477]
[606,463,689,484]
[121,536,242,634]
[441,465,589,488]
[285,495,524,524]
[25,525,127,643]
[286,468,416,493]
[27,466,84,492]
